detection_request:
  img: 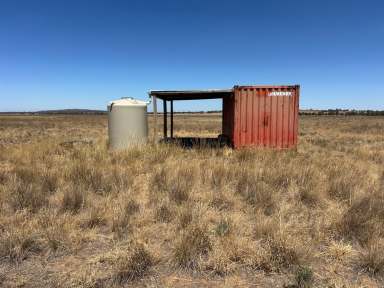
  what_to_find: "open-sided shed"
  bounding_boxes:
[149,85,299,149]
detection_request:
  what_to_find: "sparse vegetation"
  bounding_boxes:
[0,114,383,287]
[114,245,153,283]
[174,225,212,269]
[61,185,86,213]
[154,202,173,223]
[359,239,384,275]
[214,218,231,237]
[294,265,313,288]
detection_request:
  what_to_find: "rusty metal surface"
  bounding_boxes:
[228,85,299,149]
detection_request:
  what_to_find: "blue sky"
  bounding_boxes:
[0,0,383,112]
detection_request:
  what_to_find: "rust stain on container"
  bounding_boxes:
[223,85,299,149]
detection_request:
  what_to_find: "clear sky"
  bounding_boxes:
[0,0,383,112]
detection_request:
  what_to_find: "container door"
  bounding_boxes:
[267,88,297,148]
[234,87,271,147]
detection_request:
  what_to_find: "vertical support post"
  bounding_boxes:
[163,99,167,139]
[153,95,157,142]
[170,100,174,139]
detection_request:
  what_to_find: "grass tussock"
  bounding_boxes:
[82,204,107,228]
[151,163,197,203]
[236,171,275,215]
[5,174,50,213]
[114,245,153,283]
[61,185,87,213]
[214,218,231,237]
[359,238,384,275]
[209,192,233,211]
[155,202,173,223]
[266,237,301,270]
[336,190,384,244]
[177,206,193,228]
[174,225,212,269]
[326,161,366,202]
[294,265,314,288]
[0,221,41,262]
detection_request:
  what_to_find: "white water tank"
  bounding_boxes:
[108,97,148,150]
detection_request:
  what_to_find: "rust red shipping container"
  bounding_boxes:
[224,85,299,149]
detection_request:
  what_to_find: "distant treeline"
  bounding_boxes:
[0,109,383,116]
[0,109,107,115]
[37,109,106,115]
[300,109,384,116]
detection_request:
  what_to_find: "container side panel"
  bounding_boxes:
[242,89,248,146]
[258,90,264,146]
[285,93,291,148]
[236,90,240,146]
[287,92,294,147]
[241,89,246,146]
[294,86,300,146]
[238,89,242,146]
[233,86,299,149]
[254,89,259,145]
[268,90,273,147]
[246,89,253,145]
[250,89,254,144]
[281,94,286,147]
[263,89,267,146]
[286,91,291,147]
[271,92,278,147]
[281,91,286,148]
[276,94,282,148]
[264,88,271,147]
[291,88,296,146]
[254,89,260,146]
[288,87,299,148]
[243,89,247,145]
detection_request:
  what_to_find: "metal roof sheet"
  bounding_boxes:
[149,89,233,100]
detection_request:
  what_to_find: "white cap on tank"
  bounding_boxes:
[108,97,148,107]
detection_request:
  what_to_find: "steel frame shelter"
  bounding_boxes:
[149,89,232,140]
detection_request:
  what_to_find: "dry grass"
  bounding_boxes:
[114,245,153,283]
[0,114,383,287]
[174,225,212,270]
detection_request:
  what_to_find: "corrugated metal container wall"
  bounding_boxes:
[232,85,299,149]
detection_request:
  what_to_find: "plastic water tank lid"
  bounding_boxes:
[109,97,148,107]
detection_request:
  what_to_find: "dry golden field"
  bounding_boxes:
[0,114,383,287]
